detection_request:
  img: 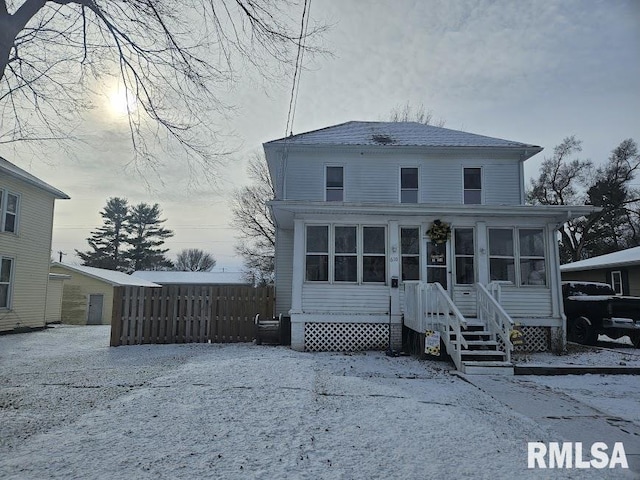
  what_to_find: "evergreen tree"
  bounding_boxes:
[126,203,174,271]
[76,198,131,271]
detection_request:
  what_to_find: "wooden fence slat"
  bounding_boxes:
[110,286,124,346]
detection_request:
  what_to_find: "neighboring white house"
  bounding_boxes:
[264,121,594,370]
[0,157,69,333]
[132,271,249,286]
[50,263,160,325]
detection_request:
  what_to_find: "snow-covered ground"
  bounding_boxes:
[1,325,638,479]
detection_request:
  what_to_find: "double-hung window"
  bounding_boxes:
[400,227,420,280]
[400,167,418,203]
[363,227,386,283]
[519,229,546,286]
[489,228,547,286]
[305,225,387,283]
[334,226,357,282]
[0,190,19,233]
[454,228,475,284]
[326,166,344,201]
[306,226,329,281]
[0,256,13,308]
[463,168,482,204]
[611,271,623,295]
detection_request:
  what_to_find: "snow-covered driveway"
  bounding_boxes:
[0,326,633,479]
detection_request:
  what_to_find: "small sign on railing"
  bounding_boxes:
[424,330,441,356]
[510,323,524,347]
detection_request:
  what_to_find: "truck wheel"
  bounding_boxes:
[571,317,598,345]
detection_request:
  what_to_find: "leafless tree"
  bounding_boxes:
[230,152,275,285]
[174,248,216,272]
[389,102,446,127]
[0,1,324,179]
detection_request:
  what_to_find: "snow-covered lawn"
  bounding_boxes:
[0,325,637,479]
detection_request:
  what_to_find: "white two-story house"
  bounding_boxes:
[264,122,593,371]
[0,157,69,333]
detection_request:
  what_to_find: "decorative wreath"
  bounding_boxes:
[427,219,451,244]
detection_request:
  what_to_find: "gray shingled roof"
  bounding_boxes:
[0,156,69,199]
[265,121,541,150]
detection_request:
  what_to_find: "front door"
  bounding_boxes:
[87,294,104,325]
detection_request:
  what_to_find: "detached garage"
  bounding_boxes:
[50,263,160,325]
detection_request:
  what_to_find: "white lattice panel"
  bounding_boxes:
[499,326,549,352]
[304,323,389,352]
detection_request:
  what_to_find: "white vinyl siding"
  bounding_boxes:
[283,149,523,205]
[0,176,56,331]
[275,228,294,315]
[302,284,389,313]
[498,286,553,317]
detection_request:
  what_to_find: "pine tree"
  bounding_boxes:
[126,203,174,271]
[76,198,131,271]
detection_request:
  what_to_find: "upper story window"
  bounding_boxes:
[489,228,546,286]
[400,227,420,280]
[326,166,344,201]
[400,167,418,203]
[0,190,19,233]
[0,256,13,308]
[463,168,482,204]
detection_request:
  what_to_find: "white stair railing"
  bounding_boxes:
[403,281,468,370]
[476,282,514,363]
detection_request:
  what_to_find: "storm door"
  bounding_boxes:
[425,240,450,292]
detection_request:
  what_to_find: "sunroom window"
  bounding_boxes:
[363,227,386,283]
[489,229,515,283]
[306,226,329,281]
[334,226,357,282]
[489,228,547,286]
[519,229,546,286]
[454,228,475,284]
[400,227,420,280]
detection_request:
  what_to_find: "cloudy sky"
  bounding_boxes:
[4,0,640,271]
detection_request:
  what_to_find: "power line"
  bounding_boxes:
[285,0,311,138]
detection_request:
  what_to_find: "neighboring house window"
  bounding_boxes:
[334,226,357,282]
[454,228,475,284]
[0,190,19,233]
[363,227,386,283]
[305,225,386,283]
[519,229,546,286]
[326,166,344,201]
[0,256,13,308]
[305,226,329,281]
[400,227,420,280]
[489,228,547,286]
[489,229,515,283]
[463,168,482,204]
[400,167,419,203]
[611,271,623,295]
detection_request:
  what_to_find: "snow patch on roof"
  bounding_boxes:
[131,271,248,285]
[52,263,160,287]
[265,121,541,151]
[560,246,640,272]
[0,156,69,199]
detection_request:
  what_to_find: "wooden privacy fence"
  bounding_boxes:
[110,285,275,346]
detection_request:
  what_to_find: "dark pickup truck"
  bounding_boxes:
[562,281,640,348]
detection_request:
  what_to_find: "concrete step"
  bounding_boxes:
[461,361,514,375]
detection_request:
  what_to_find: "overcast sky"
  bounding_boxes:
[4,0,640,271]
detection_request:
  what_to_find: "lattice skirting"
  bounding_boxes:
[498,326,550,352]
[304,322,389,352]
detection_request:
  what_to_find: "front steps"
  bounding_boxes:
[450,323,514,375]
